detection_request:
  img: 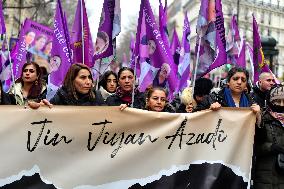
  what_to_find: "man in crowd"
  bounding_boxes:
[252,72,275,109]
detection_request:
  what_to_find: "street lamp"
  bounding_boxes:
[261,36,279,74]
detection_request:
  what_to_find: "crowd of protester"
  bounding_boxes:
[1,61,284,189]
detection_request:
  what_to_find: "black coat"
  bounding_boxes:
[251,86,269,109]
[0,91,15,105]
[50,87,105,106]
[254,111,284,189]
[106,92,145,109]
[194,88,255,112]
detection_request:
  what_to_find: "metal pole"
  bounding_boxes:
[131,56,138,108]
[191,37,202,98]
[80,0,85,64]
[237,0,240,24]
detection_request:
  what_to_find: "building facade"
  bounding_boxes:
[168,0,284,81]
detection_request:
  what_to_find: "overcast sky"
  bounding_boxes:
[85,0,173,45]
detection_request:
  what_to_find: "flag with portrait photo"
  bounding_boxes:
[134,0,177,96]
[47,0,73,100]
[252,14,270,83]
[71,0,94,67]
[93,0,116,61]
[11,19,53,80]
[195,0,227,78]
[159,0,169,47]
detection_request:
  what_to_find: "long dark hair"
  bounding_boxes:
[63,63,95,100]
[98,70,118,92]
[17,62,43,99]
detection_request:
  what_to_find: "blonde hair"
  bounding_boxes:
[180,87,197,107]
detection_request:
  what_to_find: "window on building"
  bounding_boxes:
[260,11,265,23]
[268,12,272,25]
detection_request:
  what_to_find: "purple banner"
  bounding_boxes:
[226,15,240,65]
[177,12,191,92]
[195,0,227,78]
[50,0,72,87]
[93,0,115,61]
[12,19,53,79]
[134,0,177,95]
[236,37,246,68]
[71,0,94,67]
[252,14,269,83]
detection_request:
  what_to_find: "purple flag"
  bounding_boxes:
[93,0,115,61]
[236,37,246,68]
[177,12,191,91]
[159,0,169,47]
[50,0,72,87]
[252,14,269,83]
[134,0,177,95]
[71,0,94,67]
[0,0,6,34]
[195,0,227,78]
[247,41,279,84]
[227,15,241,65]
[170,27,180,65]
[12,19,53,80]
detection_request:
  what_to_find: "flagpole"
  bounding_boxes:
[131,56,138,108]
[191,37,201,98]
[217,67,222,88]
[247,43,255,83]
[95,59,102,91]
[80,0,85,64]
[5,35,17,103]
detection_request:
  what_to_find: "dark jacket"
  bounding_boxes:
[251,85,269,109]
[194,87,255,111]
[50,87,105,106]
[106,92,145,109]
[0,91,15,105]
[254,111,284,189]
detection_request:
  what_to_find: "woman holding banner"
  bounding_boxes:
[9,62,47,105]
[119,86,175,112]
[106,67,145,109]
[50,63,104,106]
[195,67,260,114]
[144,87,175,112]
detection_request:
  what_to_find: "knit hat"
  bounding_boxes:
[269,85,284,112]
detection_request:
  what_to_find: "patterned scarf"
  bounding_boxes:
[269,109,284,127]
[116,86,138,104]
